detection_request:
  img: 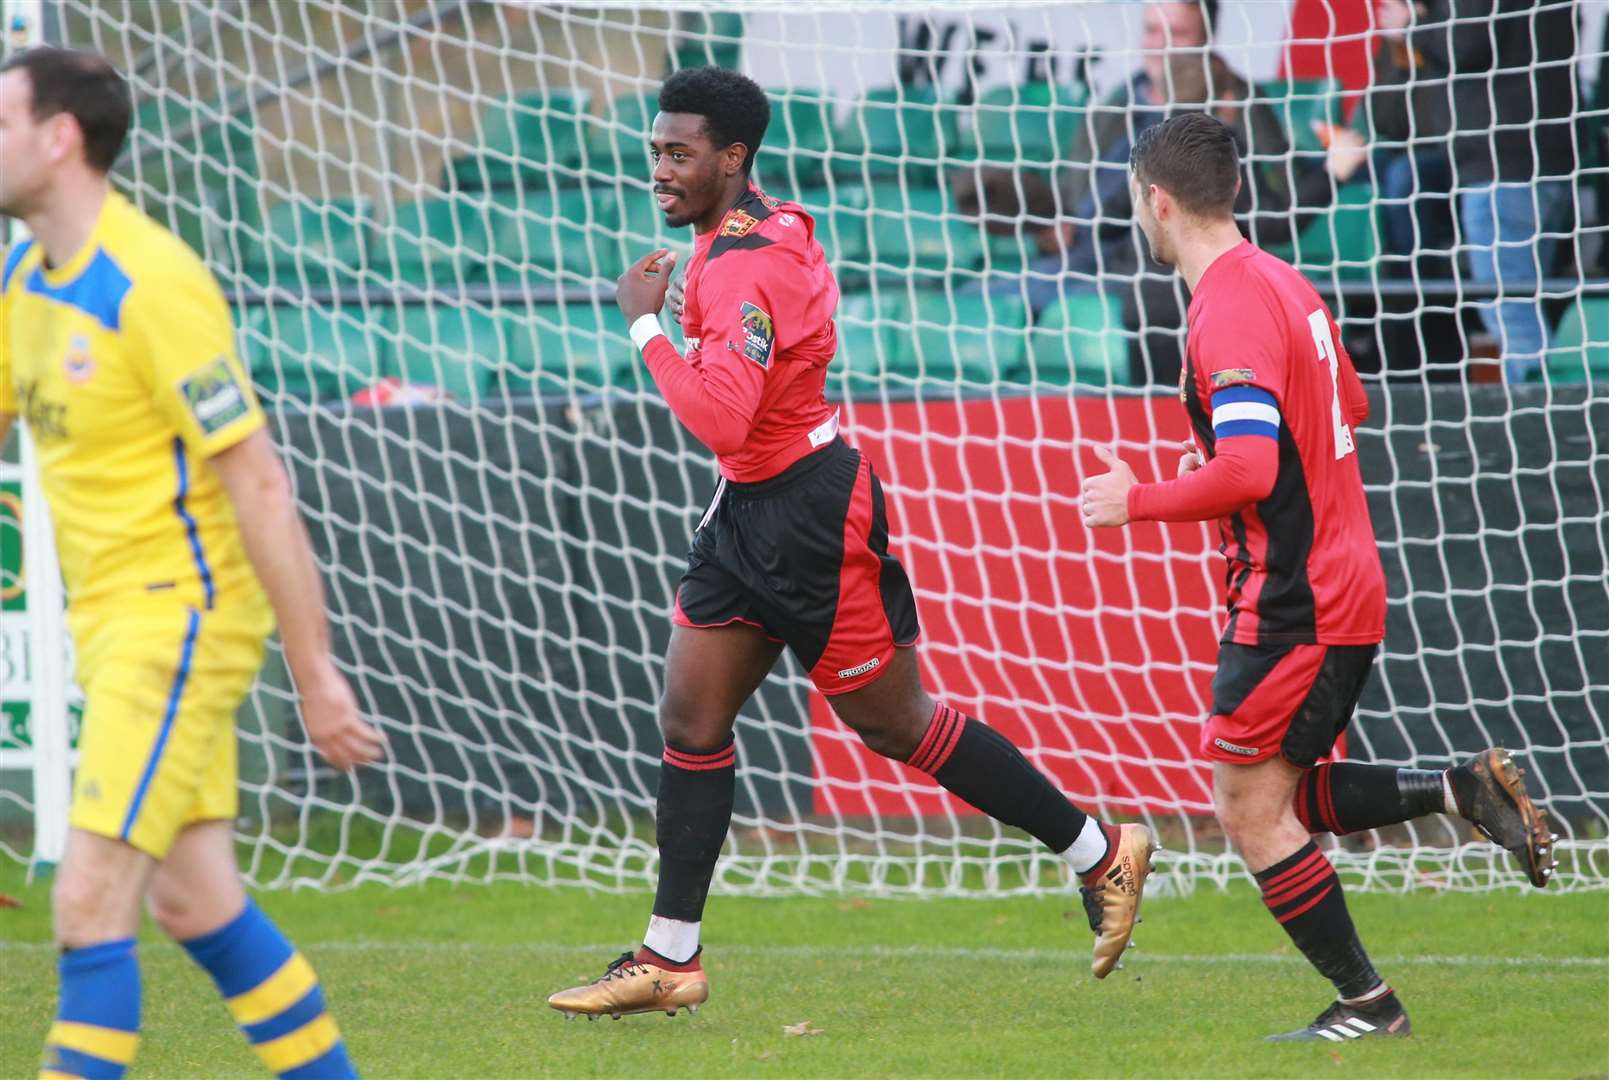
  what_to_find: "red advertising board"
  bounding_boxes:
[810,393,1241,817]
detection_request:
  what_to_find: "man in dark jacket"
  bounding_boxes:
[1411,0,1578,381]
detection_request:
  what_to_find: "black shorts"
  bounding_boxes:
[673,438,921,694]
[1203,642,1378,767]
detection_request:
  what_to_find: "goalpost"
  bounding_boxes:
[5,0,1606,896]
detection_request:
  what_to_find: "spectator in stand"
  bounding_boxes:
[1354,0,1455,277]
[954,0,1368,386]
[1410,0,1577,381]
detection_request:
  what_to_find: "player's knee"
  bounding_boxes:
[52,863,133,949]
[657,695,730,754]
[147,880,200,940]
[1213,788,1259,847]
[836,702,927,761]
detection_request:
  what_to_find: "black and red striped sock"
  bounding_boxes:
[907,703,1088,852]
[1255,840,1385,1001]
[1294,762,1449,835]
[651,738,736,923]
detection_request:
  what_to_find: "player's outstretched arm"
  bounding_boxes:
[1081,436,1278,528]
[209,429,386,771]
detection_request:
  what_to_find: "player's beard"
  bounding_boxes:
[1142,222,1174,268]
[661,160,729,230]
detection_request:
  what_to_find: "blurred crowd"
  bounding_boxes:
[951,0,1583,384]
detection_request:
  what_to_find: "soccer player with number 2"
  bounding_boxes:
[1081,113,1556,1042]
[546,66,1154,1021]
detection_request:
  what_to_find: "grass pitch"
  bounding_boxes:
[2,866,1605,1078]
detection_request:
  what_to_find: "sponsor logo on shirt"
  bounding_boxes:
[838,656,880,679]
[179,356,250,435]
[14,379,67,443]
[721,211,759,238]
[63,335,95,383]
[738,301,774,368]
[1211,367,1258,388]
[1213,737,1260,757]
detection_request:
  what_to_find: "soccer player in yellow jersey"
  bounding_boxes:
[0,47,385,1079]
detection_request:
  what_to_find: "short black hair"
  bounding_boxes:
[0,46,131,174]
[1130,111,1239,217]
[657,65,770,175]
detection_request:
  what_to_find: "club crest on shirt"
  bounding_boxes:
[738,302,774,368]
[179,356,249,435]
[63,334,95,383]
[1211,367,1258,388]
[721,211,759,238]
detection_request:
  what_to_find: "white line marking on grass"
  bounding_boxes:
[3,941,1603,968]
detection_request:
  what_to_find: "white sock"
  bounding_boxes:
[643,915,700,964]
[1441,771,1460,816]
[1060,816,1112,876]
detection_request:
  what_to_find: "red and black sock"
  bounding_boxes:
[651,738,736,923]
[907,703,1087,852]
[1294,762,1448,835]
[1255,840,1384,1001]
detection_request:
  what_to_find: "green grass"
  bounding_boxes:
[2,866,1606,1078]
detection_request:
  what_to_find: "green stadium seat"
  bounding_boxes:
[447,90,591,191]
[485,188,623,284]
[970,82,1086,167]
[499,302,635,394]
[242,198,374,285]
[589,92,656,176]
[240,304,391,402]
[829,291,893,396]
[378,198,492,288]
[896,290,1029,386]
[1025,293,1127,387]
[753,89,836,194]
[129,94,263,274]
[1545,298,1609,383]
[831,85,960,183]
[865,184,985,282]
[1254,79,1343,155]
[382,305,506,400]
[1291,181,1379,281]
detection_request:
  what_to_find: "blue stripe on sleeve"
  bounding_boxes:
[1215,418,1281,440]
[1210,385,1278,410]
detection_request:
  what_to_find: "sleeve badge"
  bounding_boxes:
[738,301,774,368]
[178,356,250,435]
[1210,367,1258,388]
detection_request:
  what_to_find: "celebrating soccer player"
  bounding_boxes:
[545,66,1153,1020]
[1080,112,1556,1042]
[0,48,383,1077]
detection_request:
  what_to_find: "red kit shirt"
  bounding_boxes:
[641,185,840,482]
[1177,241,1386,646]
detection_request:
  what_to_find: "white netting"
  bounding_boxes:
[4,0,1606,893]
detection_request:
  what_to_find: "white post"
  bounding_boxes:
[2,0,71,875]
[20,432,69,872]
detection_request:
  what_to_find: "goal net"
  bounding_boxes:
[4,0,1606,896]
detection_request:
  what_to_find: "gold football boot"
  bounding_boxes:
[547,950,709,1019]
[1078,823,1156,979]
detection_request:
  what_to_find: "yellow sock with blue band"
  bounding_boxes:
[40,938,141,1079]
[182,899,356,1079]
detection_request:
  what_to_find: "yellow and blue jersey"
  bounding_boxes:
[0,189,265,613]
[2,191,275,860]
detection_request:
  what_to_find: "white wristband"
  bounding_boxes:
[630,313,667,352]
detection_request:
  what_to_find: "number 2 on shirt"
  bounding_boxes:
[1307,309,1356,461]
